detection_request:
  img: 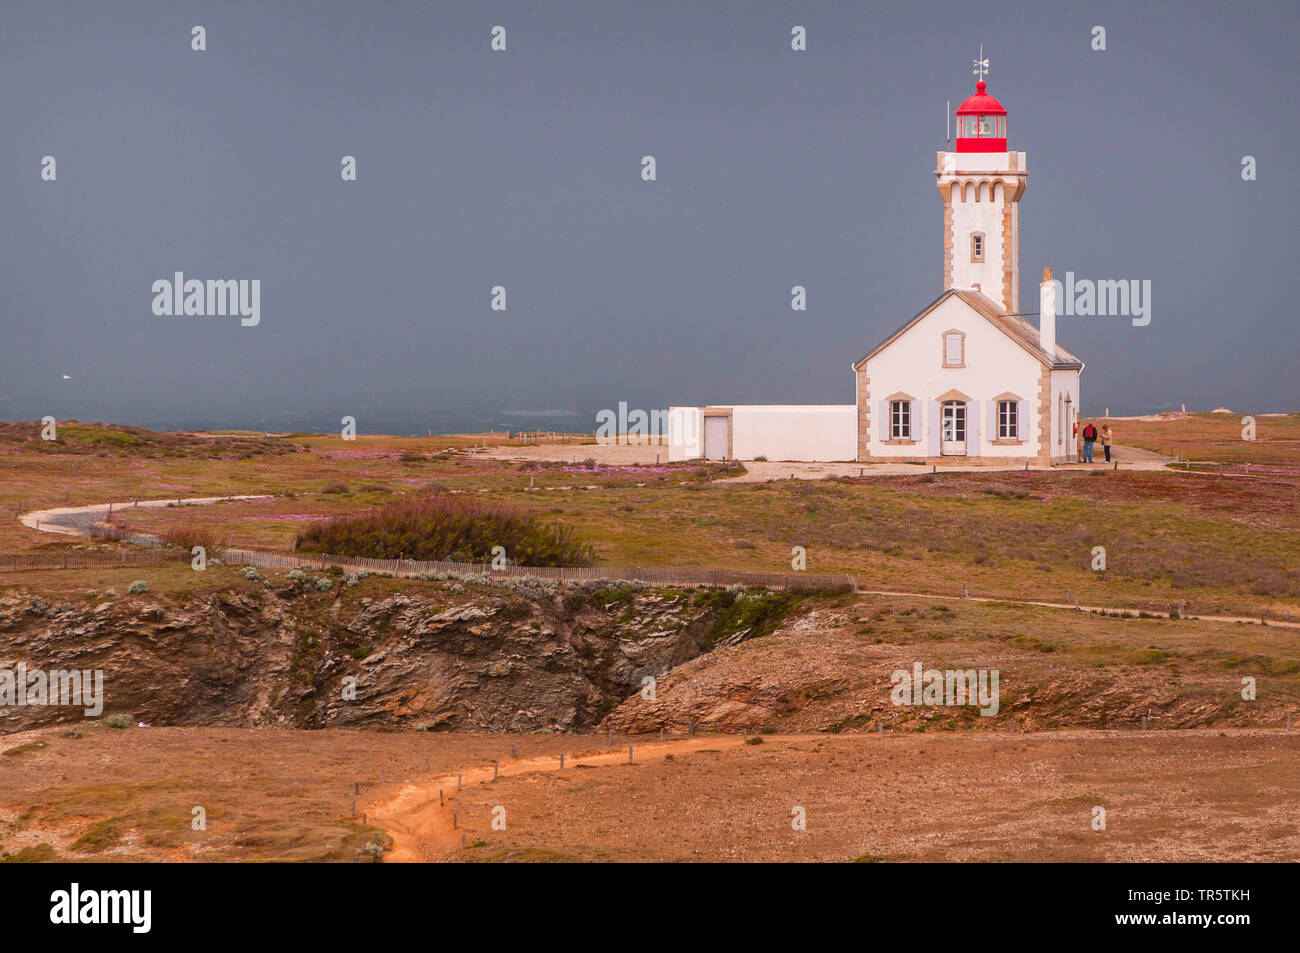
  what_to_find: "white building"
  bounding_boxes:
[669,73,1083,466]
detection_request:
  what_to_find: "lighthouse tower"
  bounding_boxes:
[935,68,1027,313]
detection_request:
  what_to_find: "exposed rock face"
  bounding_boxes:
[0,583,739,734]
[599,603,1300,734]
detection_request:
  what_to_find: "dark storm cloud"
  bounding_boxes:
[1,0,1295,432]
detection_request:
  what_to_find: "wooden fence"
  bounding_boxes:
[0,545,855,592]
[0,549,188,573]
[512,431,592,446]
[511,431,667,446]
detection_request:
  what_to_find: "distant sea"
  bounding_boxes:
[0,401,603,437]
[0,399,1214,436]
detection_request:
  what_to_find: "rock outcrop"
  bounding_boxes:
[0,580,778,733]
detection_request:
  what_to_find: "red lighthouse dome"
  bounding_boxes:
[955,81,1007,153]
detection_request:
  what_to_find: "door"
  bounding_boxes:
[703,415,729,460]
[941,401,966,456]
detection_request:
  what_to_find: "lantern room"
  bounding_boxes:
[954,80,1007,153]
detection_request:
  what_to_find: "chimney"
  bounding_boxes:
[1039,267,1056,358]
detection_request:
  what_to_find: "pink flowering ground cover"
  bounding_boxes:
[1223,464,1300,476]
[529,464,701,475]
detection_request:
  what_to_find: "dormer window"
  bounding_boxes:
[942,330,965,368]
[971,233,984,263]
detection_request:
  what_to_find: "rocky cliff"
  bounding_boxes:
[0,575,801,734]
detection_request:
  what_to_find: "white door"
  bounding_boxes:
[941,401,966,456]
[703,415,729,460]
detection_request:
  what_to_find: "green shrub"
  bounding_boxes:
[102,714,132,729]
[160,523,223,555]
[127,580,148,594]
[295,496,594,567]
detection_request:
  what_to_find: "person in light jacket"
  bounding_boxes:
[1101,424,1113,463]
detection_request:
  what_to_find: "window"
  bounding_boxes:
[998,400,1018,439]
[943,330,965,367]
[961,115,1002,138]
[890,400,911,439]
[941,401,966,442]
[971,233,984,262]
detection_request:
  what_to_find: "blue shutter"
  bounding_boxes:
[926,401,941,456]
[1018,400,1029,443]
[987,400,998,441]
[879,400,890,442]
[909,400,919,441]
[967,400,981,455]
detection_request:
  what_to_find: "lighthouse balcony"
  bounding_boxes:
[935,150,1027,177]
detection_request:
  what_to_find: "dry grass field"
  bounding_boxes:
[1,726,1294,863]
[1097,412,1300,469]
[1,416,1297,863]
[2,419,1297,621]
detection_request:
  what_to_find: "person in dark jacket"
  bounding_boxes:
[1081,421,1098,463]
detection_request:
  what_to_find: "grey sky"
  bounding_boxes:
[1,0,1296,432]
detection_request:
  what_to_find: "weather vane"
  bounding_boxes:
[972,44,989,82]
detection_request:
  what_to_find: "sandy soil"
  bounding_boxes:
[481,444,666,466]
[441,730,1300,862]
[479,442,1171,478]
[371,736,742,861]
[0,727,607,862]
[2,726,1294,862]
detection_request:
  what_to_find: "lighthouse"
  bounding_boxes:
[671,55,1084,468]
[936,60,1027,313]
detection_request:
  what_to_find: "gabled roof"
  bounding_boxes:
[851,288,1083,371]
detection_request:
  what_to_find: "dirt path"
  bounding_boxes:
[19,494,273,539]
[858,588,1300,630]
[721,444,1171,482]
[480,441,1172,479]
[369,736,746,862]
